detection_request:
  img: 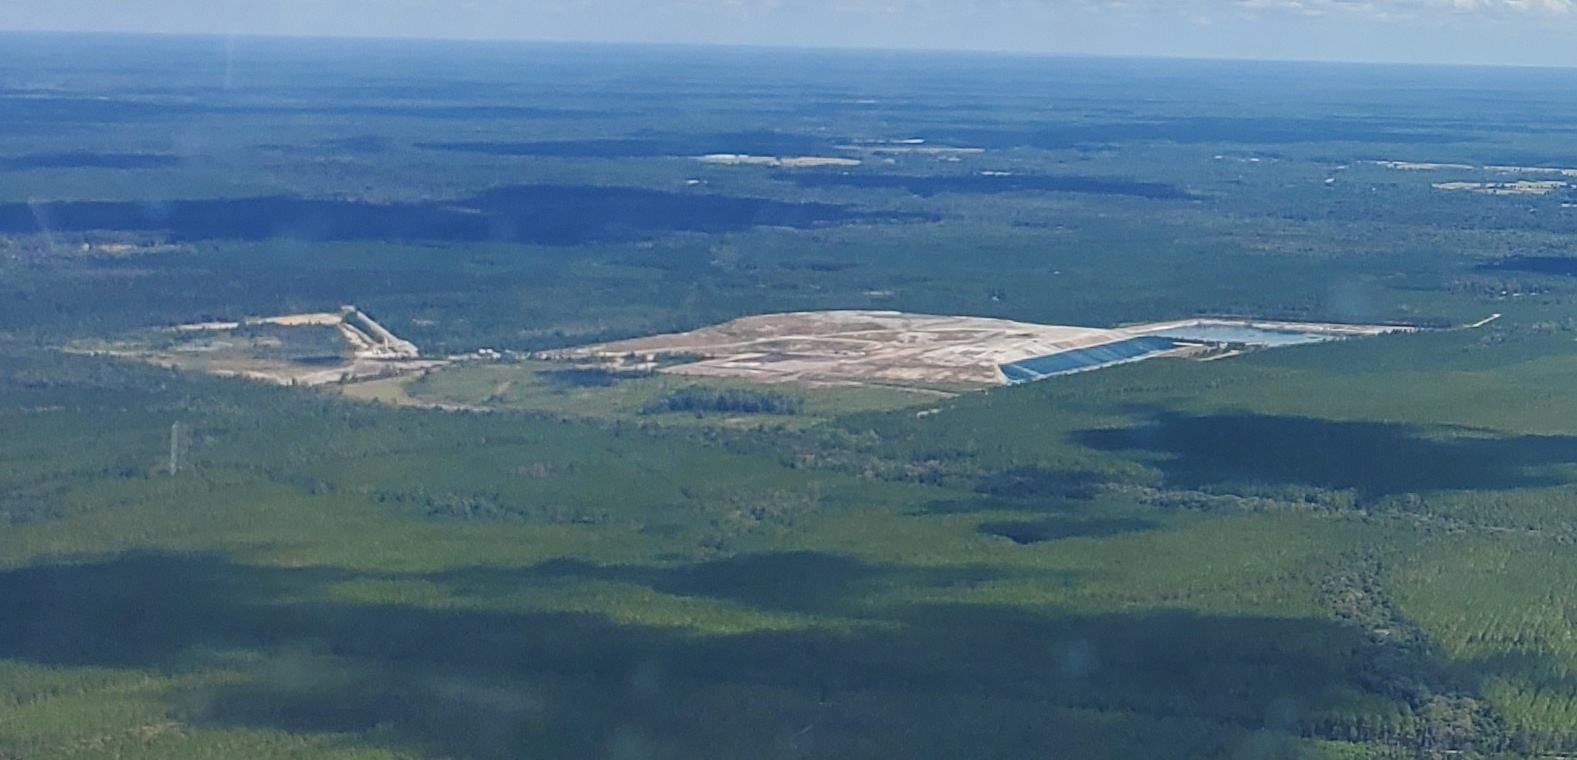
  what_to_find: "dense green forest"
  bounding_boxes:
[8,32,1577,759]
[641,387,804,416]
[17,311,1577,758]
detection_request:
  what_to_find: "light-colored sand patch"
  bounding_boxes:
[844,145,985,156]
[1433,180,1569,196]
[205,358,448,387]
[694,154,861,168]
[1371,161,1476,171]
[1486,165,1577,178]
[256,312,344,327]
[779,156,862,168]
[1372,160,1577,180]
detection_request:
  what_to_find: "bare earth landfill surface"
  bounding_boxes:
[551,310,1412,388]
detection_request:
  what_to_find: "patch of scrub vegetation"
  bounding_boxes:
[538,365,649,388]
[641,386,804,416]
[979,515,1158,544]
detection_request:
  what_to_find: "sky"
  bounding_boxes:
[2,0,1576,67]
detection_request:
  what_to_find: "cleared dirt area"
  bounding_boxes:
[1486,165,1577,178]
[548,310,1413,389]
[1370,159,1577,190]
[1123,317,1409,341]
[1371,160,1476,171]
[1433,180,1569,196]
[551,311,1139,386]
[255,312,344,327]
[77,305,440,387]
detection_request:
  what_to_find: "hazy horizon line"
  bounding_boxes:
[3,26,1576,73]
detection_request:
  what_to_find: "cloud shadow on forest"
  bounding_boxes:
[0,184,906,246]
[1078,411,1577,498]
[0,550,1511,759]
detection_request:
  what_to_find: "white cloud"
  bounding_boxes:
[639,0,1575,20]
[1230,0,1573,15]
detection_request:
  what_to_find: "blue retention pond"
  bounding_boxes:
[1000,336,1179,383]
[1146,324,1337,346]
